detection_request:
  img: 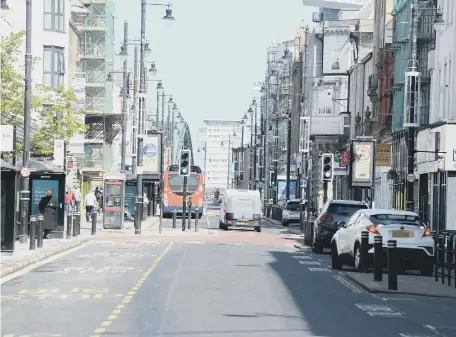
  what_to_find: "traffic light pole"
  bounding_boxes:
[182,176,187,231]
[323,181,328,204]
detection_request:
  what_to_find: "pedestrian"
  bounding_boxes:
[85,189,97,222]
[38,189,58,239]
[97,187,104,214]
[73,186,81,211]
[365,197,372,208]
[65,187,74,214]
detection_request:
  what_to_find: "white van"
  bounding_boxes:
[219,189,262,232]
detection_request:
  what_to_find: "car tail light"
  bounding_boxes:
[227,220,232,224]
[422,227,432,237]
[320,215,333,222]
[366,225,380,235]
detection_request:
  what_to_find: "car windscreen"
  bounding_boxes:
[327,204,368,216]
[286,202,300,210]
[168,174,200,192]
[369,214,421,226]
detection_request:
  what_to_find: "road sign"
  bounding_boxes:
[20,167,31,178]
[406,173,416,183]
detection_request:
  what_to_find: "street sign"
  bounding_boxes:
[20,167,31,178]
[406,173,416,183]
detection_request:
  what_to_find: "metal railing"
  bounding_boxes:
[84,43,106,57]
[85,97,105,112]
[85,15,106,29]
[86,70,106,84]
[435,230,456,288]
[80,150,103,169]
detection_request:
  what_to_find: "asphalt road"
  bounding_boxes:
[1,216,455,337]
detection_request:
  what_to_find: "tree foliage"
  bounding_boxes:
[1,30,86,156]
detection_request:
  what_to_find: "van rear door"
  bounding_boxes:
[227,196,255,223]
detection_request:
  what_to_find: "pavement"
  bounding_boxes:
[2,216,456,337]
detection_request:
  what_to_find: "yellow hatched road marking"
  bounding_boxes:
[91,243,172,336]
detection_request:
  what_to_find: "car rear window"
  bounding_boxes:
[286,202,300,210]
[369,214,421,226]
[327,203,368,216]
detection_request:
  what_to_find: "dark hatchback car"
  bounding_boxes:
[312,200,368,253]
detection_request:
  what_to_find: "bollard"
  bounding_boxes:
[29,216,37,250]
[66,212,73,239]
[73,211,79,237]
[360,231,369,273]
[195,209,199,232]
[172,210,177,229]
[37,214,44,248]
[91,210,97,235]
[387,240,398,290]
[373,235,383,281]
[187,207,191,230]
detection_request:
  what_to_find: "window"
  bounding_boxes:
[369,214,421,227]
[43,46,65,90]
[44,0,65,32]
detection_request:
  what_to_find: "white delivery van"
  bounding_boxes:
[219,189,262,232]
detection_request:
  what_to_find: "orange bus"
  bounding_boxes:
[163,165,204,218]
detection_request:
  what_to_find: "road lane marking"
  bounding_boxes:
[78,252,156,258]
[308,268,331,272]
[292,255,312,259]
[90,243,172,337]
[355,304,405,318]
[298,261,321,265]
[423,324,448,337]
[333,275,362,293]
[1,288,124,301]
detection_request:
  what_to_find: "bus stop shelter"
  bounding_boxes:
[1,159,19,252]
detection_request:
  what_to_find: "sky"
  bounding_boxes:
[114,0,316,145]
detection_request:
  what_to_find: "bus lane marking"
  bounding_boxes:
[89,243,173,337]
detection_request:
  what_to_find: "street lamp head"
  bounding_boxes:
[252,98,257,106]
[172,102,178,110]
[163,5,175,20]
[242,113,248,120]
[177,111,182,118]
[168,96,173,103]
[1,0,10,10]
[220,141,224,146]
[156,81,163,90]
[144,42,151,53]
[233,131,237,137]
[260,85,265,92]
[119,44,128,56]
[247,106,253,113]
[148,62,157,74]
[106,73,113,82]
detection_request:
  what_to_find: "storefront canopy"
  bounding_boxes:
[15,159,64,173]
[0,159,19,171]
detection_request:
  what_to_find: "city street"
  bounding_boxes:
[1,216,456,337]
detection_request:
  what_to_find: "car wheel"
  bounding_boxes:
[419,263,434,277]
[354,243,365,272]
[312,240,323,254]
[219,220,224,229]
[255,226,261,233]
[282,221,289,227]
[331,243,343,270]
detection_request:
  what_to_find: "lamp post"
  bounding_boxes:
[138,0,174,232]
[19,0,32,243]
[120,21,129,172]
[197,142,207,197]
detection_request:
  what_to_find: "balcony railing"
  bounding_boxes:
[85,97,105,113]
[85,15,106,29]
[86,70,106,84]
[84,43,106,58]
[80,150,103,170]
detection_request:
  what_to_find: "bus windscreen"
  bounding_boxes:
[168,174,200,192]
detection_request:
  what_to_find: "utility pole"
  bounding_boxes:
[263,60,271,209]
[19,0,32,244]
[274,61,280,204]
[253,101,258,190]
[405,0,420,212]
[161,92,166,132]
[132,47,139,175]
[226,134,231,189]
[120,21,129,172]
[135,0,147,233]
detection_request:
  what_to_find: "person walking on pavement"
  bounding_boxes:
[38,189,58,239]
[85,189,98,222]
[64,187,74,213]
[73,186,81,211]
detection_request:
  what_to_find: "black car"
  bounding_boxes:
[312,200,368,253]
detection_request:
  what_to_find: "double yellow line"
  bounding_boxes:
[90,243,173,337]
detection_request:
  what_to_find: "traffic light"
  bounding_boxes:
[239,171,244,181]
[321,153,334,182]
[179,149,191,176]
[269,171,276,186]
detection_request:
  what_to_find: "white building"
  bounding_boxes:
[416,0,456,230]
[197,120,251,194]
[1,0,70,91]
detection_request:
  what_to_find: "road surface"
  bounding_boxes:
[2,216,455,337]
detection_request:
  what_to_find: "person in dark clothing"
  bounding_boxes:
[38,189,58,239]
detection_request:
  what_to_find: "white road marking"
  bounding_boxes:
[299,261,321,265]
[381,297,417,301]
[424,324,448,337]
[292,255,312,260]
[355,304,405,318]
[308,268,331,272]
[333,275,362,293]
[399,334,438,337]
[182,241,204,244]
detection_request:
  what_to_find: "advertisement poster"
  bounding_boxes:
[143,134,161,175]
[351,141,375,187]
[277,180,297,202]
[124,182,150,216]
[31,179,59,216]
